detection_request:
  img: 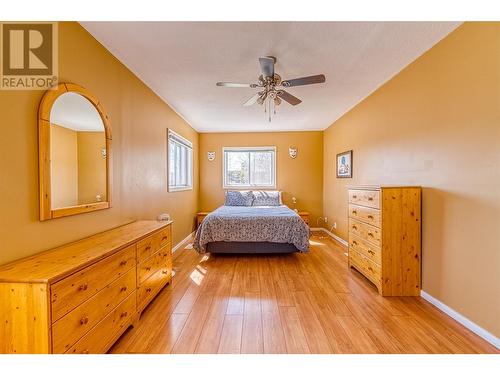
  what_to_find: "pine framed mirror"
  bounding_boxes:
[38,83,112,220]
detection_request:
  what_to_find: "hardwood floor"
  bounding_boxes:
[109,234,498,354]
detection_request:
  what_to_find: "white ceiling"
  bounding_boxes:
[51,92,105,132]
[81,22,460,132]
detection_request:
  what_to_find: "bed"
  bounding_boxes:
[193,191,310,254]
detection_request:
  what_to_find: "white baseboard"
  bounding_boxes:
[311,227,348,247]
[420,290,499,349]
[172,231,195,253]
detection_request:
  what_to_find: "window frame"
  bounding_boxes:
[167,129,193,192]
[222,146,277,189]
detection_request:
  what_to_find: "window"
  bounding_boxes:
[168,129,193,192]
[223,147,276,189]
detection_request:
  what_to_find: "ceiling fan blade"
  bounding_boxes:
[282,74,326,87]
[216,82,258,88]
[259,57,275,78]
[277,90,302,106]
[243,92,262,107]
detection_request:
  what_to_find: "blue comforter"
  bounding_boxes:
[193,205,310,253]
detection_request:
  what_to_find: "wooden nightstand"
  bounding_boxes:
[196,212,210,228]
[298,211,310,226]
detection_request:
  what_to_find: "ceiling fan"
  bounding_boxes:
[216,56,326,122]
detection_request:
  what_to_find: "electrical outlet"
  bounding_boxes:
[324,216,328,223]
[333,222,337,229]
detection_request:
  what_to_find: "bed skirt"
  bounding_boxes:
[206,241,299,254]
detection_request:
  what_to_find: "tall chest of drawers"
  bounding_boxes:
[347,186,421,296]
[0,220,173,354]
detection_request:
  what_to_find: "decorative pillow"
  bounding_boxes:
[252,190,282,206]
[224,190,254,206]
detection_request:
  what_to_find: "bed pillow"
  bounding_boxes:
[252,190,282,206]
[224,190,254,206]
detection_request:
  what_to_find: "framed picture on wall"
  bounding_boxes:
[336,150,352,178]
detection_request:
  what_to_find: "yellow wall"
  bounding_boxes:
[323,22,500,336]
[0,22,199,265]
[50,124,78,208]
[199,132,323,224]
[77,131,107,204]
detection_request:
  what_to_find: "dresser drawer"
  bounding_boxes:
[65,292,136,354]
[349,234,381,265]
[348,204,381,227]
[348,189,380,209]
[51,268,136,353]
[137,245,171,285]
[137,226,172,262]
[137,266,171,313]
[50,245,136,322]
[349,249,381,286]
[348,218,381,246]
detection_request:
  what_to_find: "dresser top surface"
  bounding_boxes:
[347,185,422,191]
[0,220,172,284]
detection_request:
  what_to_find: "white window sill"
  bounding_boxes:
[168,186,193,192]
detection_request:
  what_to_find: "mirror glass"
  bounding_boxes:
[49,92,107,209]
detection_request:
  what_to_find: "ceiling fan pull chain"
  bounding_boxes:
[269,98,272,122]
[269,99,276,122]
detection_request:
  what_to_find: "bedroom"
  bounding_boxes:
[0,1,499,373]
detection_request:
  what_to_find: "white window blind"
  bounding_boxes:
[223,147,276,189]
[168,129,193,192]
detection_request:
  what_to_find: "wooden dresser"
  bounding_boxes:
[0,220,173,354]
[347,186,421,296]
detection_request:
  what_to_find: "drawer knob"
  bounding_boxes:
[368,197,373,201]
[352,195,357,199]
[120,260,128,266]
[162,270,168,275]
[78,284,88,291]
[368,232,374,237]
[146,267,151,271]
[368,250,375,255]
[120,311,128,318]
[367,215,374,219]
[145,245,151,250]
[352,225,357,230]
[352,210,357,214]
[80,317,89,325]
[162,236,168,240]
[368,266,373,272]
[146,288,152,292]
[120,286,127,292]
[352,240,358,245]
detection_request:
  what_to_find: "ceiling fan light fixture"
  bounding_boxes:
[257,92,267,105]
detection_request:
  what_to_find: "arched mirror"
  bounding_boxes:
[38,83,112,220]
